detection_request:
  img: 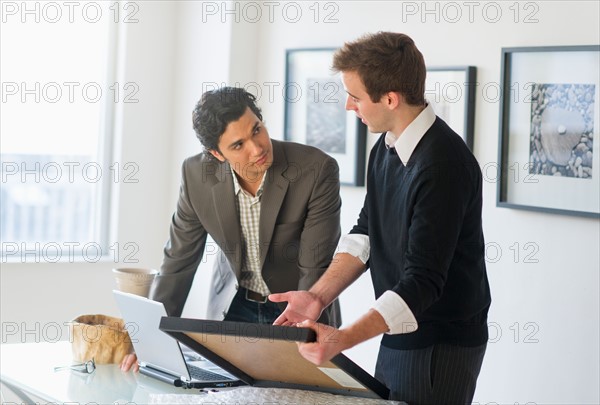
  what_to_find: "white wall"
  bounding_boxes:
[2,1,599,404]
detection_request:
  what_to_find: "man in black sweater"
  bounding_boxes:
[271,32,491,404]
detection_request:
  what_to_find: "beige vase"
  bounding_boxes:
[69,314,133,364]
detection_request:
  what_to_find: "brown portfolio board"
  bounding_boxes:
[159,317,389,399]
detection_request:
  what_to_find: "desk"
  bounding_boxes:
[1,341,186,404]
[1,342,401,404]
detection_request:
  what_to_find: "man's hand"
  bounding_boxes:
[120,353,139,372]
[269,291,325,326]
[296,320,347,365]
[297,309,391,366]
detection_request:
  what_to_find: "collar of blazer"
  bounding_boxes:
[209,139,291,274]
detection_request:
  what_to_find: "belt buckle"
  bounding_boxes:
[245,288,268,304]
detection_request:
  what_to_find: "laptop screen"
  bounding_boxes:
[113,290,193,380]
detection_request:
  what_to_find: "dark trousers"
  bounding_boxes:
[375,343,487,404]
[223,287,282,324]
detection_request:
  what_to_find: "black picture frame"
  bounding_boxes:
[159,317,390,399]
[284,48,366,186]
[497,45,600,218]
[426,66,477,151]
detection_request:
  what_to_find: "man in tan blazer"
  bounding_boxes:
[150,87,342,327]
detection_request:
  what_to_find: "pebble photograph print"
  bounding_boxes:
[529,83,595,179]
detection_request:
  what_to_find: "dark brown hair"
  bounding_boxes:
[192,87,263,153]
[332,32,426,106]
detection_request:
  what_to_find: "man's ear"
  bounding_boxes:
[384,92,401,110]
[209,149,226,162]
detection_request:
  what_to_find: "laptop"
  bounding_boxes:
[159,317,390,399]
[113,290,243,389]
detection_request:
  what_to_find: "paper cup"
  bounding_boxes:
[112,268,158,297]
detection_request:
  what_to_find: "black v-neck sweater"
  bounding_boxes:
[351,117,491,349]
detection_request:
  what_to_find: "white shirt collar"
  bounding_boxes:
[384,103,436,165]
[230,166,267,197]
[231,168,242,195]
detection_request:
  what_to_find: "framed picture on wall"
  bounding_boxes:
[284,48,367,186]
[497,45,600,218]
[425,66,477,150]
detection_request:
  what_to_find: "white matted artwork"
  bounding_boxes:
[497,45,600,218]
[425,66,477,150]
[284,48,366,186]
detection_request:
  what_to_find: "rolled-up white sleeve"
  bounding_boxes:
[372,290,418,335]
[336,233,370,264]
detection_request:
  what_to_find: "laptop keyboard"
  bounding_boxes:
[188,364,234,381]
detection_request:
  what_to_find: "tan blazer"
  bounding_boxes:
[151,140,342,326]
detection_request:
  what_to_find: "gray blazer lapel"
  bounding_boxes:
[211,162,243,274]
[259,141,289,268]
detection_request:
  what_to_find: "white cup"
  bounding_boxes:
[112,268,158,297]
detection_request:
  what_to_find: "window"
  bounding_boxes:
[1,2,118,263]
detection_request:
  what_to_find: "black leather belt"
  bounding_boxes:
[242,287,268,303]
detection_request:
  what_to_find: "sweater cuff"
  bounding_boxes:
[336,234,370,264]
[372,291,418,335]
